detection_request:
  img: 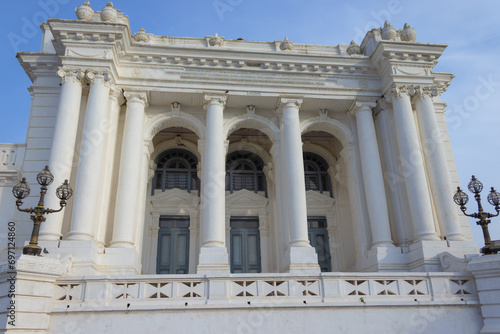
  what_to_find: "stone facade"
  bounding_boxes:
[0,2,497,333]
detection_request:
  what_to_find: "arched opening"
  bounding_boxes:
[225,128,274,273]
[143,126,201,275]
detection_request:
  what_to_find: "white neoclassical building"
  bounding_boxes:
[1,3,500,333]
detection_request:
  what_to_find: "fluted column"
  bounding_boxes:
[197,94,230,273]
[351,101,393,247]
[110,91,148,247]
[414,87,464,240]
[40,68,84,240]
[279,97,320,274]
[389,85,439,241]
[68,71,112,240]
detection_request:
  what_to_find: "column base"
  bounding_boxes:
[286,246,321,275]
[37,239,141,275]
[356,245,408,272]
[407,240,478,272]
[467,254,500,334]
[197,247,230,275]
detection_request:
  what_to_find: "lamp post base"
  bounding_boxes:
[23,244,42,256]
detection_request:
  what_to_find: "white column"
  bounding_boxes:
[414,87,464,240]
[40,68,84,241]
[281,98,309,247]
[374,100,411,245]
[67,71,111,240]
[110,91,148,247]
[197,94,230,273]
[96,86,123,243]
[279,97,320,274]
[390,85,439,241]
[352,101,394,247]
[133,141,154,251]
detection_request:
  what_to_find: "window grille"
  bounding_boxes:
[226,151,267,196]
[153,149,199,194]
[303,152,332,197]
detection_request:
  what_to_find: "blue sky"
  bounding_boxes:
[1,0,499,247]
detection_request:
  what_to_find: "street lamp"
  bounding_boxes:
[453,175,500,254]
[12,166,73,256]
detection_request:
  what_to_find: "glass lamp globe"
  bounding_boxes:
[467,175,483,194]
[36,166,54,186]
[12,178,31,199]
[56,180,73,201]
[487,187,500,207]
[453,187,469,206]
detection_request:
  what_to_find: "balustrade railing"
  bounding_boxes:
[51,272,478,312]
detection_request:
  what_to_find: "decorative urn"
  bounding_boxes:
[400,23,417,42]
[381,21,397,41]
[346,40,360,55]
[100,2,118,22]
[75,1,94,21]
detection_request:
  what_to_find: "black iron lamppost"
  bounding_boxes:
[12,166,73,256]
[453,175,500,254]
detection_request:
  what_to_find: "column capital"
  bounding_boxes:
[57,68,85,85]
[350,101,377,116]
[203,94,227,109]
[109,85,122,100]
[413,85,438,100]
[85,70,113,86]
[386,84,415,100]
[373,98,391,116]
[124,91,148,105]
[277,97,303,112]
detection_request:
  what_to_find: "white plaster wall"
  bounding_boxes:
[48,305,483,334]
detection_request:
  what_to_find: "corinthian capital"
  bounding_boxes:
[277,97,303,112]
[124,91,148,105]
[413,85,438,100]
[57,68,85,85]
[203,94,227,109]
[386,84,415,100]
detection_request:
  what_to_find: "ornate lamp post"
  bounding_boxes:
[453,175,500,254]
[12,166,73,256]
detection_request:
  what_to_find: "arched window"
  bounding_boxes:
[153,149,199,194]
[303,152,332,197]
[226,151,267,195]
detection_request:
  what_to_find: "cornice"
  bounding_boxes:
[16,53,61,83]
